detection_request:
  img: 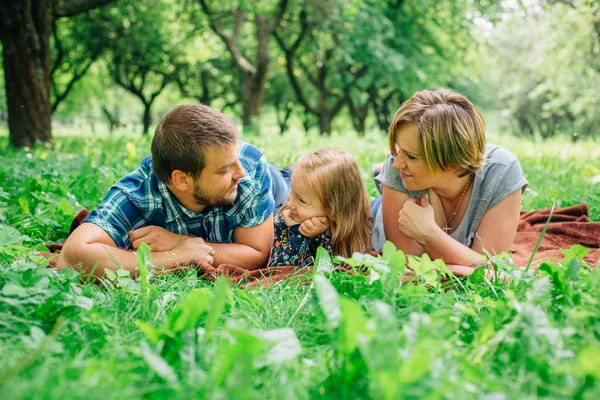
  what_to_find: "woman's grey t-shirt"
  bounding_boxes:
[372,144,528,252]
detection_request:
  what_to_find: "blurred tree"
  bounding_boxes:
[276,0,476,135]
[363,0,480,131]
[264,63,296,135]
[101,0,185,135]
[275,4,351,136]
[0,52,6,123]
[175,56,239,112]
[485,0,600,138]
[367,84,404,133]
[51,10,107,112]
[196,0,289,126]
[0,0,115,147]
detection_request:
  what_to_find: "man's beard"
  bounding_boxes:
[193,180,238,207]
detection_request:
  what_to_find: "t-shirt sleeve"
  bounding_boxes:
[83,188,143,249]
[489,158,528,209]
[237,153,275,228]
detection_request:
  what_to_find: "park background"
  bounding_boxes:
[1,0,600,399]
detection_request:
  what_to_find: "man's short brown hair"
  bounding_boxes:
[151,104,238,183]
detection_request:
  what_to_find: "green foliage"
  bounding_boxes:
[0,131,598,398]
[483,0,600,138]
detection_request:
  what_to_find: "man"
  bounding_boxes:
[56,104,283,277]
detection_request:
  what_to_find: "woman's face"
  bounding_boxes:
[391,123,439,191]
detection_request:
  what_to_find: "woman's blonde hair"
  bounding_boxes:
[388,88,486,176]
[283,148,372,258]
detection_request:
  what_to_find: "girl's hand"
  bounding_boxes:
[282,209,300,227]
[398,194,439,242]
[299,216,329,238]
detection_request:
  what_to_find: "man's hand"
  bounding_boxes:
[299,216,329,238]
[128,226,195,252]
[168,238,215,267]
[281,209,299,227]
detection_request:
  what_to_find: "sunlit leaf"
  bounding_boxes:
[257,328,302,365]
[140,341,179,386]
[577,345,600,378]
[204,276,232,337]
[337,296,372,355]
[167,289,211,333]
[314,274,341,329]
[315,246,333,274]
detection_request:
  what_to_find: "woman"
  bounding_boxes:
[371,88,528,272]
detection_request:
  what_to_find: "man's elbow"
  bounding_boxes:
[56,240,96,276]
[55,226,115,277]
[244,246,271,270]
[257,250,271,269]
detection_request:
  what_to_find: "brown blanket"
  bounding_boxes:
[510,204,600,268]
[41,204,600,288]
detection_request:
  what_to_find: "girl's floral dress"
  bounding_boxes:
[268,215,333,267]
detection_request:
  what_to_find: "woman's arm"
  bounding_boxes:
[418,190,522,266]
[381,185,425,256]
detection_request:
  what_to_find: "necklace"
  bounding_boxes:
[436,176,471,234]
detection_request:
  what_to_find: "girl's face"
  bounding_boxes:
[286,172,326,223]
[391,123,439,191]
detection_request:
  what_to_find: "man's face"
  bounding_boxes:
[192,143,246,207]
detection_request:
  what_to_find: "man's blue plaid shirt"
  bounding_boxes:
[84,142,274,249]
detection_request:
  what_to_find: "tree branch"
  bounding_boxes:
[52,59,95,112]
[198,0,256,76]
[231,8,244,48]
[274,11,315,114]
[114,62,147,104]
[56,0,116,18]
[51,22,65,77]
[267,0,290,36]
[149,75,171,105]
[332,93,348,116]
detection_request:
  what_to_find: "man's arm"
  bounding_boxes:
[56,223,215,278]
[208,214,274,270]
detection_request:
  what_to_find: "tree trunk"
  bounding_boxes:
[199,70,211,105]
[354,114,366,136]
[348,98,368,136]
[318,113,332,136]
[241,76,259,126]
[142,103,152,135]
[241,15,270,126]
[277,106,293,135]
[101,104,119,133]
[301,113,314,134]
[1,1,54,147]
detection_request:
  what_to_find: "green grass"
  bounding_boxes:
[0,128,599,399]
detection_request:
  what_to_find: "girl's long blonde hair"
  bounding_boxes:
[283,148,372,258]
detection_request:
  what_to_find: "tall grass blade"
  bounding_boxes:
[525,200,556,272]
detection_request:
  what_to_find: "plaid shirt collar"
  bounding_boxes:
[156,177,209,223]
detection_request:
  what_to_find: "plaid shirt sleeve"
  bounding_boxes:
[83,188,144,249]
[236,145,275,228]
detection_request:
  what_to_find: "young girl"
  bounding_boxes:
[268,148,372,267]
